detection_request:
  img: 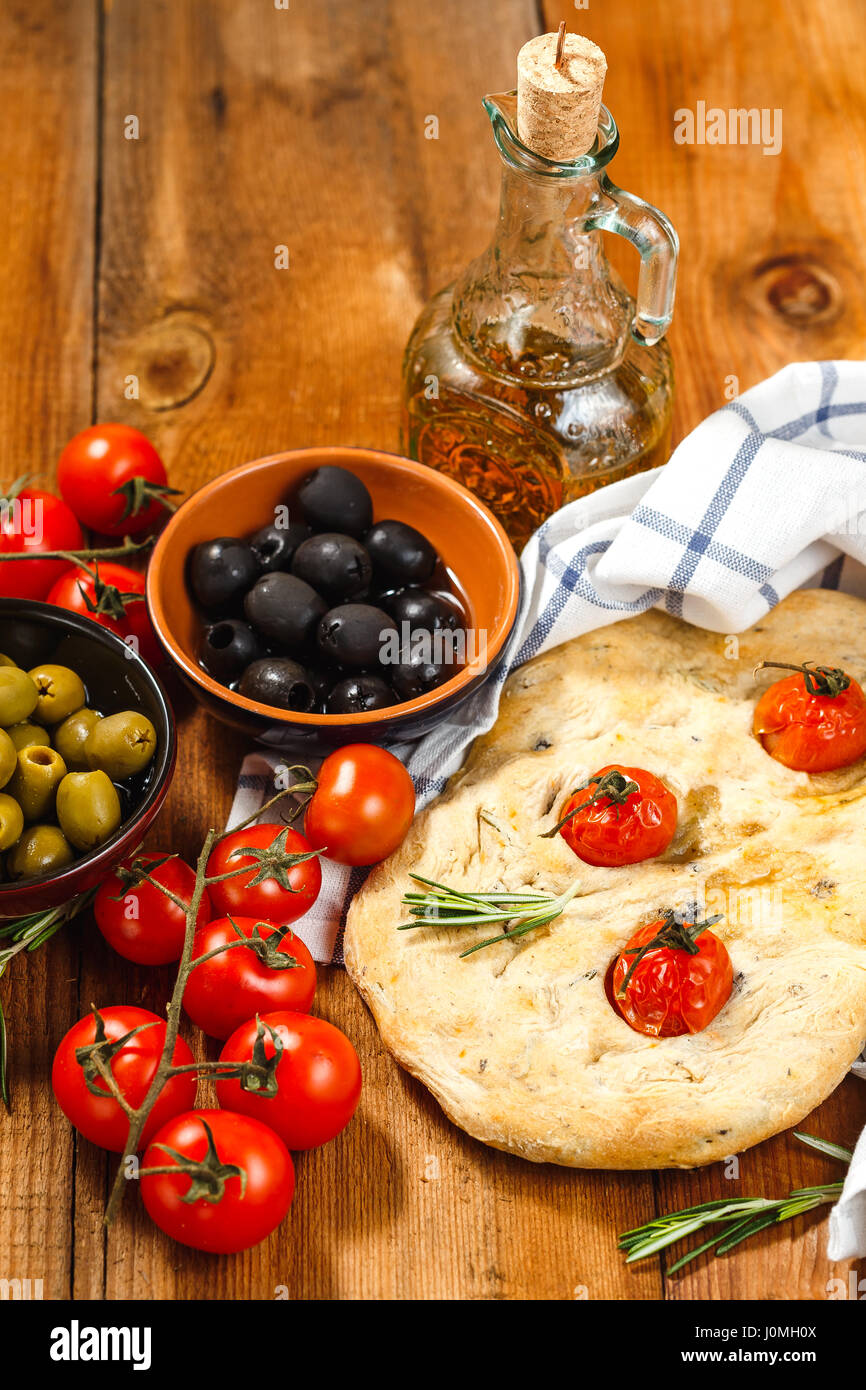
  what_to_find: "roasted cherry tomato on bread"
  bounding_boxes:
[547,765,677,867]
[140,1109,294,1254]
[753,661,866,773]
[205,824,321,924]
[57,423,175,536]
[94,852,212,966]
[0,486,84,600]
[51,1006,197,1151]
[612,911,733,1038]
[216,1010,362,1150]
[303,743,416,866]
[182,916,316,1039]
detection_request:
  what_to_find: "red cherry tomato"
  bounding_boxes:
[57,423,171,536]
[47,561,143,633]
[140,1109,294,1254]
[182,916,316,1040]
[47,561,162,665]
[48,564,126,636]
[93,852,212,966]
[0,486,84,600]
[555,765,677,867]
[216,1010,362,1150]
[612,914,733,1038]
[304,744,415,866]
[754,664,866,773]
[206,824,321,925]
[51,1006,197,1152]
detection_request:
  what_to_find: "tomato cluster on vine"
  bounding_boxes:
[52,742,415,1253]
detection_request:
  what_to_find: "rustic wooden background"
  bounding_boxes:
[1,0,865,1301]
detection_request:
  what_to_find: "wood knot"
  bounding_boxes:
[751,255,842,326]
[131,315,215,411]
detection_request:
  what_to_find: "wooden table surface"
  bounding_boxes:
[2,0,865,1302]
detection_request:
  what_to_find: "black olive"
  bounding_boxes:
[390,647,450,699]
[369,582,403,607]
[386,588,461,631]
[249,521,311,574]
[316,604,397,669]
[292,532,372,601]
[239,658,315,712]
[304,662,337,706]
[189,537,260,610]
[297,465,373,538]
[243,573,327,651]
[326,675,395,715]
[302,661,333,697]
[365,520,437,585]
[198,619,262,683]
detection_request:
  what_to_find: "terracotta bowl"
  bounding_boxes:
[0,600,176,918]
[147,447,521,751]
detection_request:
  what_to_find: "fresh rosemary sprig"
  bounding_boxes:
[619,1131,852,1275]
[398,873,580,956]
[0,886,98,1108]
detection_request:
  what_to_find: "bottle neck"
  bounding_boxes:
[453,156,633,388]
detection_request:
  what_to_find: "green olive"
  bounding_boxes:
[28,663,86,725]
[54,707,102,771]
[56,770,122,851]
[0,653,18,668]
[85,710,157,780]
[7,745,68,822]
[5,720,51,752]
[0,667,39,726]
[0,727,17,790]
[0,792,24,851]
[7,823,74,880]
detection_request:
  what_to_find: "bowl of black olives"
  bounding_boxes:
[0,599,176,916]
[147,448,520,750]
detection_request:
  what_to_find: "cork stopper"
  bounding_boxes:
[516,26,607,161]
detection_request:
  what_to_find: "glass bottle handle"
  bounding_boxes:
[587,175,679,347]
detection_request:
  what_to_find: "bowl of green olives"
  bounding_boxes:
[0,599,176,916]
[147,448,520,750]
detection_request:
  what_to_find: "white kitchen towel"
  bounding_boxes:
[827,1047,866,1261]
[228,358,866,1250]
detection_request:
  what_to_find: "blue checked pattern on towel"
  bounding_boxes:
[228,359,866,965]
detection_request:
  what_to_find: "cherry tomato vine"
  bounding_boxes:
[77,785,321,1226]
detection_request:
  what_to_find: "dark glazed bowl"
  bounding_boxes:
[146,447,521,752]
[0,600,176,917]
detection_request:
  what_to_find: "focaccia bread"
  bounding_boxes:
[345,590,866,1169]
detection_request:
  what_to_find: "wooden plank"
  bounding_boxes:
[543,0,866,440]
[660,1081,866,1302]
[5,0,866,1303]
[85,0,657,1300]
[542,0,866,1302]
[0,0,97,1302]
